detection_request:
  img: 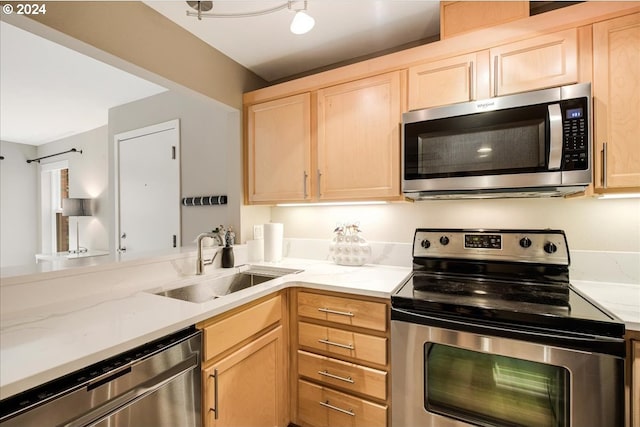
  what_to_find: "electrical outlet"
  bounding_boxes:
[253,224,264,240]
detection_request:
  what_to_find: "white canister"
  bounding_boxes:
[263,223,284,262]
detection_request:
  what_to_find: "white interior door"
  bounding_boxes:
[115,120,180,254]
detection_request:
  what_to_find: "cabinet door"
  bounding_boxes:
[490,28,578,96]
[408,51,490,110]
[593,13,640,191]
[247,93,311,203]
[316,72,402,201]
[203,326,286,427]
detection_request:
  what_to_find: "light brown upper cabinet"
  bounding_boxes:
[490,28,578,97]
[593,13,640,192]
[408,29,577,111]
[316,71,403,201]
[440,1,529,39]
[408,51,490,110]
[246,93,312,203]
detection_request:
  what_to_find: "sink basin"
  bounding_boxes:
[153,266,303,303]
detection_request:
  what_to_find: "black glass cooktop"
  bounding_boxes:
[392,271,625,339]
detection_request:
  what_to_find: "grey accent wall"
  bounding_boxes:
[0,141,38,267]
[109,90,240,250]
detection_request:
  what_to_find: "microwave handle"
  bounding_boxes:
[548,104,563,170]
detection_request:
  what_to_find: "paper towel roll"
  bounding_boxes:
[263,223,283,262]
[247,239,264,262]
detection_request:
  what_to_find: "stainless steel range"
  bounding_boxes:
[391,229,625,427]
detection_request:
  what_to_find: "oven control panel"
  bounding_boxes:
[413,229,569,265]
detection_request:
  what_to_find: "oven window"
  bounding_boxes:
[425,343,569,427]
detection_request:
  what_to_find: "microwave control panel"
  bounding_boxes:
[561,97,589,171]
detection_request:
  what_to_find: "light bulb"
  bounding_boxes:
[290,10,315,34]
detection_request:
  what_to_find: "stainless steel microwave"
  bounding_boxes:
[402,83,592,199]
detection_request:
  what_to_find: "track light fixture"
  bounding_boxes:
[186,1,315,35]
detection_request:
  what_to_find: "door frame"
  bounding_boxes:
[114,119,180,253]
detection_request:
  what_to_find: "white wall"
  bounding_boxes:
[0,141,38,267]
[108,89,241,250]
[37,126,110,252]
[271,197,640,252]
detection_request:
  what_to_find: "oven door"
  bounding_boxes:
[391,312,624,427]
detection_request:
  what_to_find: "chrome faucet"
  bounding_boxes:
[196,232,220,275]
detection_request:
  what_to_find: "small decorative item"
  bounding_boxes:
[329,222,371,266]
[221,226,235,268]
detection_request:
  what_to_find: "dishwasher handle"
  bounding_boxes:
[60,353,198,427]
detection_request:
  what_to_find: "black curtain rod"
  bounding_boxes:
[27,148,82,164]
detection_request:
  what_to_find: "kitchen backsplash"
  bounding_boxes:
[282,238,640,286]
[570,250,640,284]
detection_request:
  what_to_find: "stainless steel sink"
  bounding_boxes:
[153,266,303,303]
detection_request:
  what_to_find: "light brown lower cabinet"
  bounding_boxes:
[197,294,287,427]
[203,326,285,427]
[293,289,391,427]
[297,380,387,427]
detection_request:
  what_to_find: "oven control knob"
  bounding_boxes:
[421,239,431,249]
[439,236,450,246]
[544,242,558,254]
[519,237,532,248]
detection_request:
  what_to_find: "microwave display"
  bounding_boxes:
[566,107,583,119]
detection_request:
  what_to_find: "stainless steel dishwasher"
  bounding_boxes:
[0,326,202,427]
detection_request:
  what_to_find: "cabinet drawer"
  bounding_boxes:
[298,322,387,366]
[201,295,282,362]
[298,291,387,332]
[298,350,387,400]
[298,379,387,427]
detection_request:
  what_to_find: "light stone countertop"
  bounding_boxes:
[0,258,411,400]
[1,252,638,402]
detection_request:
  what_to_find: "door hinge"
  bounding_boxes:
[172,146,176,160]
[173,235,177,248]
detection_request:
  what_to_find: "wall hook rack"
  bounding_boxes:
[27,148,82,164]
[182,195,227,206]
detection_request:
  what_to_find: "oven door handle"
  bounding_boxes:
[392,308,624,347]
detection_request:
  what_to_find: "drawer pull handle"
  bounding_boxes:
[318,370,355,384]
[318,339,354,350]
[320,400,355,417]
[318,307,354,317]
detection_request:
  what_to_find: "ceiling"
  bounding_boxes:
[144,0,442,82]
[0,20,167,146]
[1,1,442,146]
